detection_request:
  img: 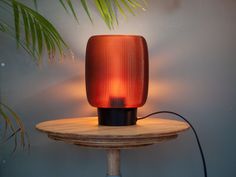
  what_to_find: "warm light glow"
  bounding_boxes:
[109,78,126,98]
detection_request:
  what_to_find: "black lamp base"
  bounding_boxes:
[97,108,137,126]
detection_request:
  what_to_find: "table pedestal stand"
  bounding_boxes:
[107,149,121,177]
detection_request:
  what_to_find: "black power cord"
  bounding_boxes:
[138,111,208,177]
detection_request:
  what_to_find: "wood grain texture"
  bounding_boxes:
[36,117,189,148]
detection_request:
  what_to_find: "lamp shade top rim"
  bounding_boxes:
[89,34,145,39]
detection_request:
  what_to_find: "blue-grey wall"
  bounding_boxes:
[1,0,236,177]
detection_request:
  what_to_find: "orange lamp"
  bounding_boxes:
[86,35,148,125]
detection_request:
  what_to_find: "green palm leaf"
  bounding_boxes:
[81,0,93,22]
[0,0,68,64]
[0,102,30,152]
[67,0,79,23]
[57,0,146,29]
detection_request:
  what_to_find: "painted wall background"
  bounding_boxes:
[0,0,236,177]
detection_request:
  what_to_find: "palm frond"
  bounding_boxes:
[0,102,30,152]
[0,0,68,64]
[66,0,79,23]
[80,0,93,22]
[58,0,146,29]
[0,20,39,61]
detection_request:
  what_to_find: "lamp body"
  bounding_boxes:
[86,35,148,125]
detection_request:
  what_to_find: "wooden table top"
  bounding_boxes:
[36,117,190,149]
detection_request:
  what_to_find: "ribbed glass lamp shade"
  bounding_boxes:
[86,35,148,108]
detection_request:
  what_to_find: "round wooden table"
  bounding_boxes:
[36,117,189,177]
